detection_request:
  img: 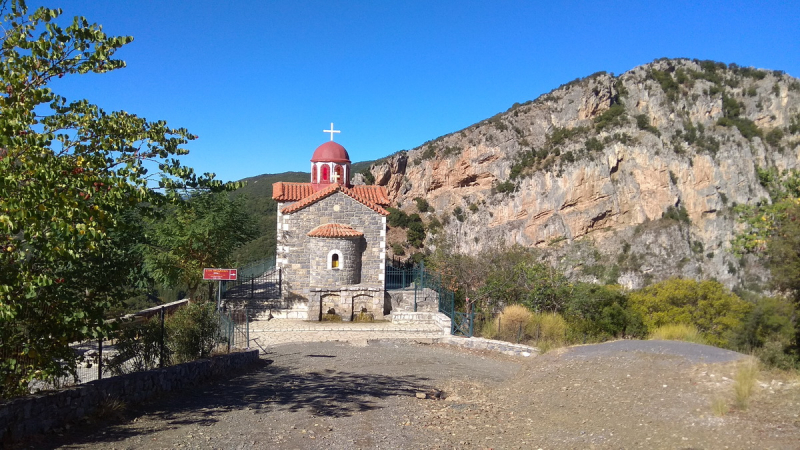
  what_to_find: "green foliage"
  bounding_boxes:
[680,121,721,155]
[487,115,508,132]
[106,317,164,375]
[414,197,430,213]
[635,114,660,136]
[391,243,405,256]
[662,205,691,224]
[765,128,784,148]
[0,1,232,398]
[547,126,589,148]
[584,137,604,152]
[481,258,573,313]
[144,192,258,300]
[468,203,479,213]
[790,114,800,135]
[628,278,752,347]
[766,203,800,298]
[717,116,763,140]
[649,69,680,101]
[593,104,627,131]
[564,283,646,339]
[453,206,465,222]
[166,302,222,363]
[229,171,307,265]
[406,213,426,248]
[495,180,517,194]
[387,207,410,228]
[421,145,437,160]
[359,169,375,185]
[722,94,743,118]
[733,296,796,352]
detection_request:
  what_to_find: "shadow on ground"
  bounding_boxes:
[38,355,432,449]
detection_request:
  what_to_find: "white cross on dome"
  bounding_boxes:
[323,123,341,141]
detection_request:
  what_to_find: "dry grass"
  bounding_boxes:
[711,396,728,416]
[649,323,706,344]
[92,397,127,422]
[734,358,759,410]
[528,312,568,353]
[497,304,532,326]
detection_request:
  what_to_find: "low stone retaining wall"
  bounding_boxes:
[391,311,450,335]
[439,336,539,357]
[0,349,260,445]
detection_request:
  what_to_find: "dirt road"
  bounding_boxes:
[38,340,800,449]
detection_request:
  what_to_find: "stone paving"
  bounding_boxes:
[248,319,447,348]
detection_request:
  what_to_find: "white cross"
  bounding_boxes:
[323,123,341,141]
[331,171,341,184]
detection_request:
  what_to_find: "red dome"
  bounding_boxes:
[311,141,350,163]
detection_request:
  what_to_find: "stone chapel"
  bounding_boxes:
[272,127,390,321]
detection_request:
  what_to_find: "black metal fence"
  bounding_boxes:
[221,268,282,305]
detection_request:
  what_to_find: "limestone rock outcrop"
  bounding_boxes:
[362,59,800,289]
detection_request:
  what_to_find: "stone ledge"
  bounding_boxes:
[0,350,260,445]
[437,336,540,357]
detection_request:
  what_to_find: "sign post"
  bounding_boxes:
[203,268,237,310]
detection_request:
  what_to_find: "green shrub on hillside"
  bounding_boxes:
[406,214,426,248]
[662,205,691,224]
[565,283,646,339]
[635,114,660,136]
[359,169,375,185]
[594,104,627,131]
[628,278,752,347]
[414,197,431,213]
[387,207,410,228]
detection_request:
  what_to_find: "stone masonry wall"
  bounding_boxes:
[309,236,362,287]
[0,350,260,445]
[276,192,386,301]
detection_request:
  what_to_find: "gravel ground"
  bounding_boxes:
[31,339,800,449]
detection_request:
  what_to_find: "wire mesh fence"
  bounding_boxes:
[14,303,250,395]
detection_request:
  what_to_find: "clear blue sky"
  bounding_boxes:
[42,0,800,182]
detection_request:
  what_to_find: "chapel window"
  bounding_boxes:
[311,165,317,183]
[331,253,340,269]
[321,165,330,182]
[334,166,344,184]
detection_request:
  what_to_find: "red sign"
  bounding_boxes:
[203,268,237,281]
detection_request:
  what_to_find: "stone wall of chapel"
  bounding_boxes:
[275,192,386,300]
[308,236,362,286]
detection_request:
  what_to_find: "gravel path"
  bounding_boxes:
[35,339,800,449]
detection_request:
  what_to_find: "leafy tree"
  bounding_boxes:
[144,192,257,300]
[405,213,426,248]
[628,278,751,347]
[565,283,646,338]
[0,1,231,398]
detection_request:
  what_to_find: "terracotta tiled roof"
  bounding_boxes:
[272,182,314,201]
[351,185,390,205]
[280,183,389,216]
[307,223,364,238]
[273,182,390,206]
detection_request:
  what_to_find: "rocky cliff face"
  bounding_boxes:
[359,59,800,289]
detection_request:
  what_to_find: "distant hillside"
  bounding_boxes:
[230,171,307,264]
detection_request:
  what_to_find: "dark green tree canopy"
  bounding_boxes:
[0,0,237,398]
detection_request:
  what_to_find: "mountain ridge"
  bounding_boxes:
[358,58,800,290]
[234,58,800,291]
